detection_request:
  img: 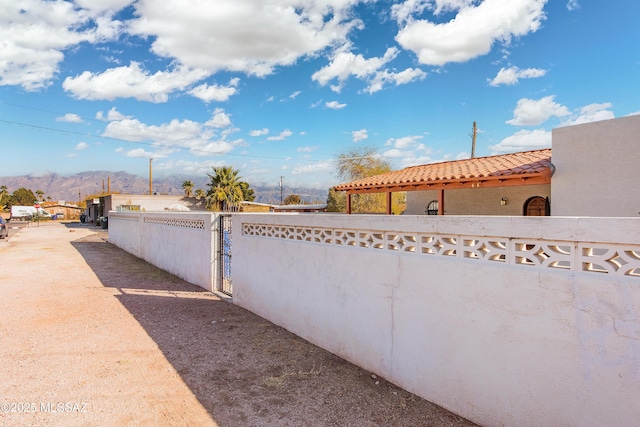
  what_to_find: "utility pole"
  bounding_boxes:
[279,176,284,205]
[471,121,477,159]
[149,158,153,195]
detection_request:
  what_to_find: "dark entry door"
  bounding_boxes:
[218,214,233,295]
[525,197,548,216]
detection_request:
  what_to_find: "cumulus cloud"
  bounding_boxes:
[0,1,123,90]
[63,62,208,102]
[205,108,232,128]
[394,0,547,66]
[490,128,551,153]
[56,113,83,123]
[326,100,347,110]
[76,142,89,150]
[96,107,131,122]
[189,78,240,103]
[128,0,363,77]
[560,103,614,127]
[489,66,547,86]
[249,128,269,137]
[103,112,242,157]
[267,129,293,141]
[382,135,431,168]
[312,47,425,93]
[507,95,570,126]
[352,129,368,142]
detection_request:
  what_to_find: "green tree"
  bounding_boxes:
[194,188,206,199]
[0,185,9,210]
[206,166,253,211]
[181,180,194,197]
[240,181,255,202]
[330,146,405,214]
[283,194,302,205]
[326,188,346,212]
[9,188,37,206]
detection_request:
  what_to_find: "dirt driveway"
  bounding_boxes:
[0,222,476,426]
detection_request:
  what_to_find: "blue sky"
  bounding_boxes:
[1,0,638,190]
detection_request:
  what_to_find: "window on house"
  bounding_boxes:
[426,200,439,215]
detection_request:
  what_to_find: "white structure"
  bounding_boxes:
[108,212,222,291]
[551,114,640,217]
[232,213,640,427]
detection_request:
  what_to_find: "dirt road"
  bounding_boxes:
[0,222,476,426]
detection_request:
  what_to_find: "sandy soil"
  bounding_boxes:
[0,222,477,426]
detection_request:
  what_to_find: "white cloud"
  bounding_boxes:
[96,107,131,122]
[289,91,302,99]
[352,129,368,142]
[56,113,83,123]
[382,135,430,168]
[128,0,363,77]
[0,1,123,90]
[560,103,614,127]
[489,66,546,86]
[63,62,208,102]
[507,95,570,126]
[297,146,318,153]
[566,0,579,11]
[292,160,333,175]
[267,129,293,141]
[189,78,240,103]
[326,100,347,110]
[76,142,88,150]
[490,128,551,153]
[103,113,242,157]
[312,47,399,92]
[205,108,232,128]
[394,0,547,66]
[249,128,269,137]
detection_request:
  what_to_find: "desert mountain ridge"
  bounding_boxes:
[0,171,331,205]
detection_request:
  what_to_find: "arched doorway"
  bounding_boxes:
[426,200,439,215]
[524,196,549,216]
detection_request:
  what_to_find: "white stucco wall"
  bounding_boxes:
[108,212,218,291]
[405,185,550,215]
[552,115,640,217]
[233,213,640,427]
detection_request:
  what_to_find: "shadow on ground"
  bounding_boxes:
[71,232,476,427]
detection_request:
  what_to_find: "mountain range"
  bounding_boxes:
[0,171,330,205]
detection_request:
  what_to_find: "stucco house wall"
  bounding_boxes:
[405,184,550,215]
[551,115,640,217]
[104,194,205,213]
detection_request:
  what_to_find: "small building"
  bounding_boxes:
[335,114,640,217]
[41,201,83,219]
[84,194,206,223]
[335,149,552,216]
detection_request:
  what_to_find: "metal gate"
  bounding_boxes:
[217,214,233,296]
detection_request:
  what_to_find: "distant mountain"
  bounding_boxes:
[0,171,329,205]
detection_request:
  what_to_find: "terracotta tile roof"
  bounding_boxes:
[334,149,552,192]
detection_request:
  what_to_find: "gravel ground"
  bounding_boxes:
[0,222,477,426]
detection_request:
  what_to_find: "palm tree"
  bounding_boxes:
[181,180,194,197]
[35,190,45,201]
[206,166,245,211]
[194,188,206,199]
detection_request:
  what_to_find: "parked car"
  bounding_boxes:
[0,217,8,239]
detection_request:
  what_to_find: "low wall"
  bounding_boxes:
[232,214,640,427]
[108,212,219,291]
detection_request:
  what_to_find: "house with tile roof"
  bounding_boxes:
[335,114,640,217]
